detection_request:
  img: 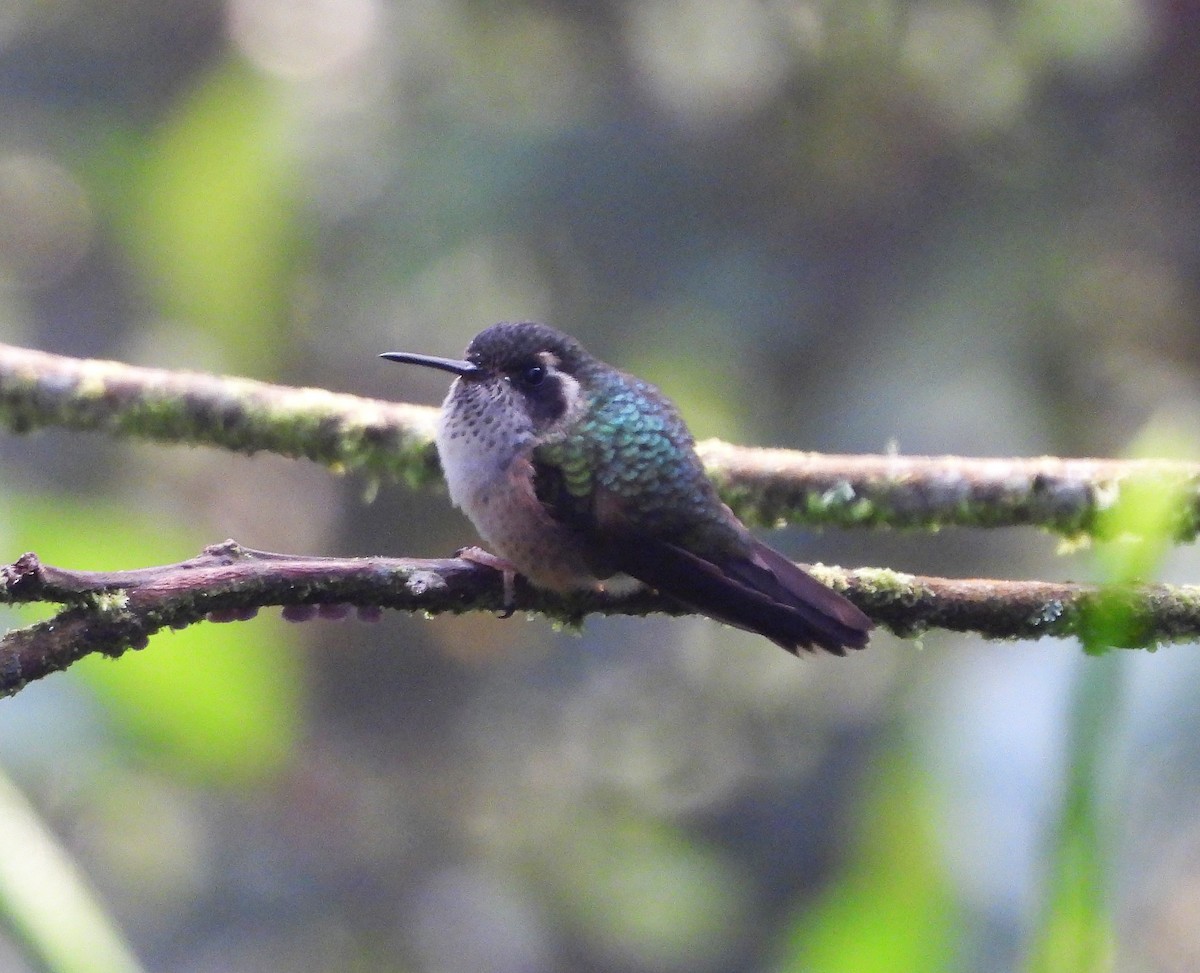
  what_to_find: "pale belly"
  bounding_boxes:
[436,408,602,592]
[469,481,600,591]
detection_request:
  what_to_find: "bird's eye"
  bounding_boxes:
[518,364,546,387]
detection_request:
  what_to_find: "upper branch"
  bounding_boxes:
[0,343,443,487]
[1,343,1196,537]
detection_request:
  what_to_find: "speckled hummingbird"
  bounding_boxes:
[381,322,872,654]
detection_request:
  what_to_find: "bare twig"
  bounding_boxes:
[1,342,1197,537]
[2,541,1197,697]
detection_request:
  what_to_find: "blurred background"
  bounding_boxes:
[1,0,1199,970]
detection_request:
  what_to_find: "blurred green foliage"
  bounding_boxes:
[540,808,749,969]
[1027,419,1195,972]
[1024,651,1121,973]
[0,767,145,973]
[0,0,1198,970]
[775,750,960,973]
[9,493,301,784]
[130,63,304,371]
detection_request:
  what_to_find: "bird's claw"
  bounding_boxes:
[455,546,518,617]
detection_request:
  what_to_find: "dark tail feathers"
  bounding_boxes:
[618,536,873,655]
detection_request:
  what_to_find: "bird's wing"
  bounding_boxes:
[532,456,871,654]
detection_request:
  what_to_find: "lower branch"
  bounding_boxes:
[2,540,1197,698]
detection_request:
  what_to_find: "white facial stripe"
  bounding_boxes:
[554,370,585,426]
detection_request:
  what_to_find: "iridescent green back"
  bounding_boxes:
[535,364,743,552]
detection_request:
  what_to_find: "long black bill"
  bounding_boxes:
[379,351,484,378]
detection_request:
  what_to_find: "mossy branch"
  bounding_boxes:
[0,342,1197,698]
[2,342,1198,537]
[2,541,1197,697]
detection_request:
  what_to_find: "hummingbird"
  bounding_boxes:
[381,322,872,654]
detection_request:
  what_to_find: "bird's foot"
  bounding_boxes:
[456,546,519,618]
